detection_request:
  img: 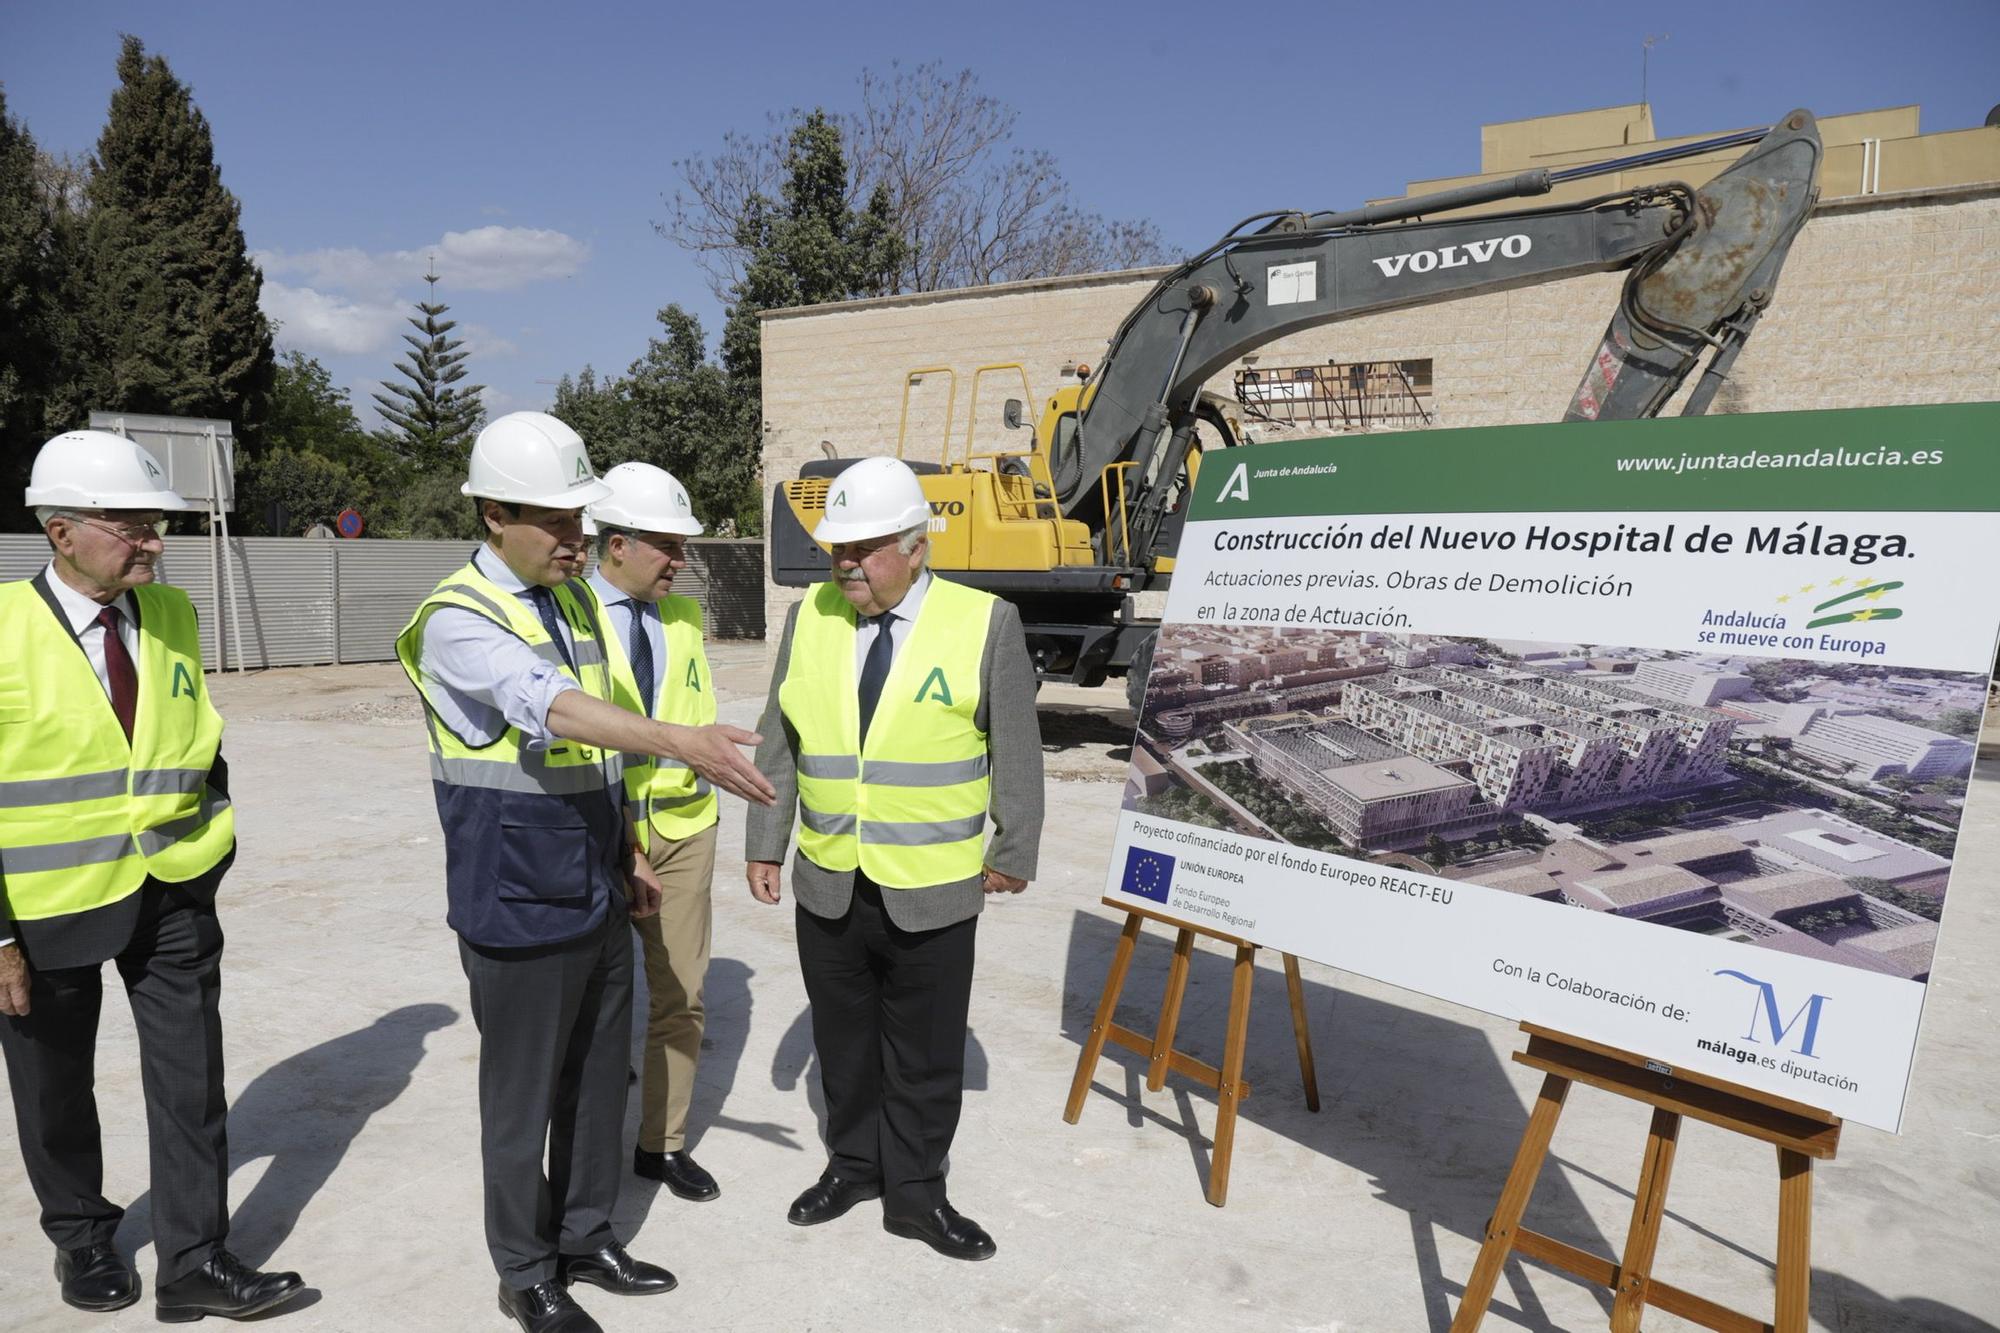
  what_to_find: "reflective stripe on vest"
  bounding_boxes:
[0,580,235,920]
[395,563,614,792]
[590,587,719,851]
[777,578,993,888]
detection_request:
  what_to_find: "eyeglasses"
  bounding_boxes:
[606,529,687,559]
[71,516,169,544]
[830,537,903,562]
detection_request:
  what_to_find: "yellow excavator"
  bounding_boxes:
[771,111,1823,709]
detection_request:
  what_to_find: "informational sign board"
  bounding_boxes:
[1106,404,2000,1131]
[88,412,236,511]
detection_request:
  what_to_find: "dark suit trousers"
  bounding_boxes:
[796,875,977,1217]
[0,881,229,1283]
[458,909,632,1288]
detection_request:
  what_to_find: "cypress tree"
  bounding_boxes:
[372,268,486,474]
[0,88,57,529]
[718,112,900,506]
[81,35,274,444]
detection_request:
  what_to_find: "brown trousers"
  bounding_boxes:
[633,821,717,1153]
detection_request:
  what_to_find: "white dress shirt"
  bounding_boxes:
[586,571,665,713]
[43,562,139,699]
[416,547,581,749]
[854,569,931,681]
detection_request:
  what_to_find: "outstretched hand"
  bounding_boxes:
[663,723,775,805]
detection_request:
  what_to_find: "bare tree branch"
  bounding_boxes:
[655,61,1172,299]
[655,120,791,301]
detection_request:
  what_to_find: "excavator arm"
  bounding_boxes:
[1067,110,1823,568]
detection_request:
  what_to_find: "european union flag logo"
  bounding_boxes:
[1122,846,1175,905]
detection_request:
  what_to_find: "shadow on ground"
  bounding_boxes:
[1038,700,1135,765]
[1059,907,1610,1333]
[1060,908,2000,1332]
[121,1002,458,1272]
[616,947,993,1231]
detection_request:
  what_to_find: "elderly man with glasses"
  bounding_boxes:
[0,431,307,1322]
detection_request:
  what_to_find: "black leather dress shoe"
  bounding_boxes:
[633,1147,720,1201]
[155,1250,306,1323]
[786,1172,882,1227]
[883,1204,997,1261]
[498,1280,603,1332]
[55,1243,139,1312]
[557,1241,676,1296]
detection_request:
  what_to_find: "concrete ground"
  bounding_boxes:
[2,648,1996,1332]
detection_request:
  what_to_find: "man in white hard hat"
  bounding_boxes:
[746,455,1043,1262]
[395,413,773,1333]
[578,463,724,1204]
[0,431,308,1322]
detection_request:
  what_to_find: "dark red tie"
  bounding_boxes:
[97,606,137,741]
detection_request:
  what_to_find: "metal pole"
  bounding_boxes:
[203,434,224,671]
[207,427,249,673]
[330,542,343,665]
[1642,34,1669,110]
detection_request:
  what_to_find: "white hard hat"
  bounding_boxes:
[590,462,704,537]
[462,411,612,508]
[812,456,930,544]
[26,430,192,511]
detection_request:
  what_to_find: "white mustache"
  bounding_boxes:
[836,568,867,582]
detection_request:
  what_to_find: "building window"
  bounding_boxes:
[1235,358,1433,431]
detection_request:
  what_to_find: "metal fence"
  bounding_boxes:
[0,535,768,670]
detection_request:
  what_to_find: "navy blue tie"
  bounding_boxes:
[626,600,656,716]
[857,610,896,743]
[529,586,576,673]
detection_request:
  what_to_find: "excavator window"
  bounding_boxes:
[1049,411,1080,491]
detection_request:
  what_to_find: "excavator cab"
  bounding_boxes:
[769,362,1097,587]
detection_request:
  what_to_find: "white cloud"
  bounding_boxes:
[261,281,406,357]
[257,226,589,298]
[461,323,519,359]
[480,387,550,417]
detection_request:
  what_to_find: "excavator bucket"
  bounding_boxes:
[1565,110,1822,421]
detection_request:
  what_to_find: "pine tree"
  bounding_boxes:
[373,268,485,474]
[80,35,274,444]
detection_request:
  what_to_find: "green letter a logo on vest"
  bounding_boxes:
[172,663,197,698]
[685,659,701,691]
[913,666,953,706]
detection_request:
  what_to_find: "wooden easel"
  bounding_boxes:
[1063,902,1320,1206]
[1452,1023,1842,1333]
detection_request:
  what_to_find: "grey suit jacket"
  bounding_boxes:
[745,589,1044,932]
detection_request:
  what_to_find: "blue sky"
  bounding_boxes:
[5,0,1996,427]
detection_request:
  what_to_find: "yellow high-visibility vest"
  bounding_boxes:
[0,580,234,921]
[779,578,993,888]
[396,560,625,949]
[588,587,719,852]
